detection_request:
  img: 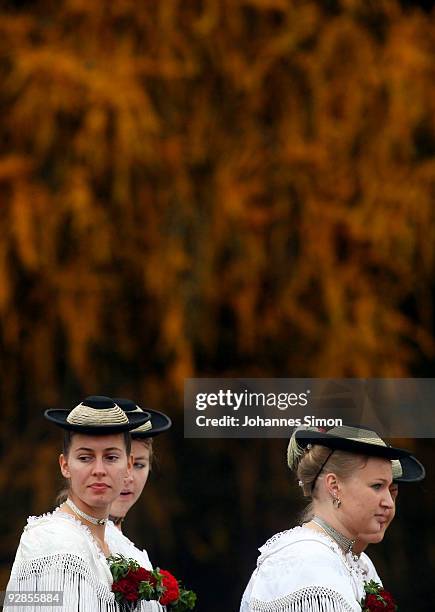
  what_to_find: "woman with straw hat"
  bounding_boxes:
[240,425,421,612]
[105,398,172,569]
[5,396,164,611]
[299,452,425,587]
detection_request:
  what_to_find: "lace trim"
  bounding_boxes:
[261,527,296,550]
[250,586,355,612]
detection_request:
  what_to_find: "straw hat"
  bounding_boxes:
[288,424,413,471]
[392,455,425,482]
[113,398,172,438]
[45,396,152,433]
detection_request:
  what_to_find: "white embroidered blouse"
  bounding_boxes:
[240,526,380,612]
[5,511,163,611]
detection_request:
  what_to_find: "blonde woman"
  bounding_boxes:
[240,425,420,612]
[299,452,425,585]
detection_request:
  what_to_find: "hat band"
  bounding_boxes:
[310,449,334,493]
[328,425,389,448]
[67,403,129,426]
[391,459,403,479]
[130,407,152,433]
[131,421,152,433]
[346,436,385,446]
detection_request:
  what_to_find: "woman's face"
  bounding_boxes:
[110,439,151,518]
[335,456,395,538]
[59,433,131,511]
[352,483,398,553]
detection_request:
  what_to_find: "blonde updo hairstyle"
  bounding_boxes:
[297,446,367,498]
[288,426,367,499]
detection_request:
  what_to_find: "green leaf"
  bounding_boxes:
[108,555,141,582]
[363,580,383,595]
[170,589,197,611]
[138,581,156,601]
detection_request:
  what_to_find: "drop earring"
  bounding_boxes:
[332,494,341,508]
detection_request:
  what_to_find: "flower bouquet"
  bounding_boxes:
[108,555,196,612]
[361,580,397,612]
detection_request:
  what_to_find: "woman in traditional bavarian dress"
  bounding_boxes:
[106,398,172,569]
[298,450,425,587]
[5,396,164,612]
[240,425,419,612]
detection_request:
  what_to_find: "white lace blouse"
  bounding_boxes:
[240,526,378,612]
[5,511,163,611]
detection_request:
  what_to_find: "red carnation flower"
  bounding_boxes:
[379,590,397,611]
[112,577,139,602]
[159,569,180,606]
[365,594,386,611]
[379,590,396,603]
[129,567,154,584]
[364,592,397,611]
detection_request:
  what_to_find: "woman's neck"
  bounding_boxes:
[306,515,356,555]
[60,501,111,556]
[60,495,109,540]
[306,507,356,541]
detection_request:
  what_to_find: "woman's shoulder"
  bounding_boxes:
[9,512,115,597]
[258,525,346,566]
[24,510,92,536]
[17,511,99,560]
[249,526,361,609]
[105,520,153,570]
[23,510,85,539]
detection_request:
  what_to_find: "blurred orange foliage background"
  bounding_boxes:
[0,1,435,610]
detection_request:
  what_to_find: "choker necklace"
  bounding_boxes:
[65,498,108,526]
[311,516,355,554]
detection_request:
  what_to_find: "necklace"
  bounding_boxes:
[65,498,108,526]
[311,515,355,554]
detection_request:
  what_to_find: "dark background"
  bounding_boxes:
[1,1,435,610]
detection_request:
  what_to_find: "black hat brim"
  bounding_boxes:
[131,409,172,438]
[394,455,426,482]
[295,429,411,460]
[44,409,152,434]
